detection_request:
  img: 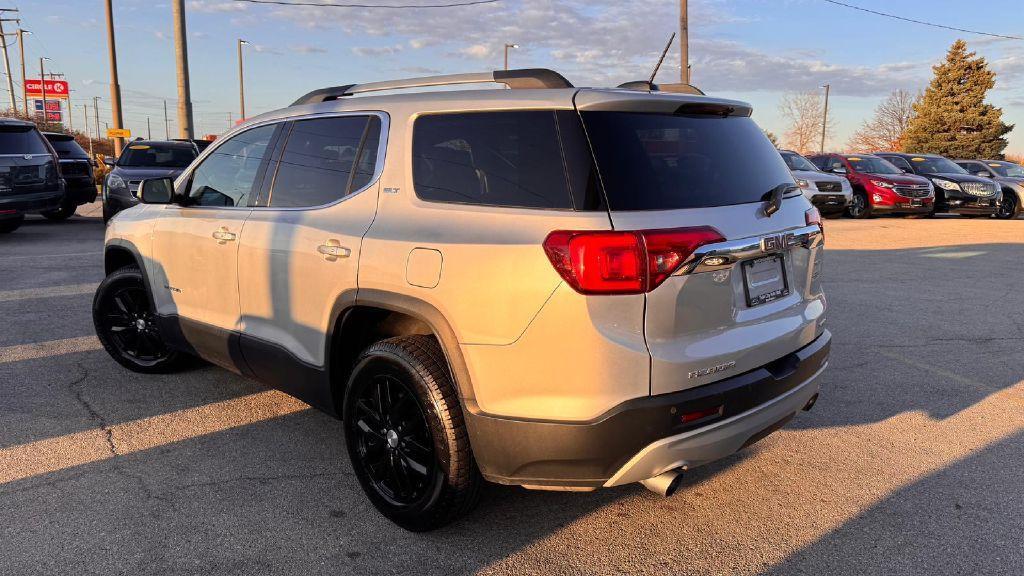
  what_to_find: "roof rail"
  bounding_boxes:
[616,80,705,96]
[291,68,573,106]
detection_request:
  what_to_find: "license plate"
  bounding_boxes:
[911,199,922,207]
[742,254,789,307]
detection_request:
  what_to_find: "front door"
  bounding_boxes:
[150,123,280,369]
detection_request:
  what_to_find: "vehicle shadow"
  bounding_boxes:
[760,430,1024,576]
[791,242,1024,430]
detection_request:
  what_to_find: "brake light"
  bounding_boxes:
[0,210,16,215]
[543,226,725,295]
[805,206,822,228]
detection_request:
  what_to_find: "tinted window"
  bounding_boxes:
[0,126,49,154]
[46,137,89,159]
[848,155,902,174]
[412,111,573,209]
[781,151,818,172]
[267,116,377,208]
[807,156,830,170]
[187,124,277,207]
[118,143,196,168]
[989,162,1024,178]
[581,112,794,210]
[902,156,966,174]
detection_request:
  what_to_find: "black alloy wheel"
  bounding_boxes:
[93,266,184,373]
[343,335,481,531]
[996,193,1019,219]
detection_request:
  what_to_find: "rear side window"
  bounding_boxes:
[0,126,49,155]
[581,112,794,210]
[267,115,380,208]
[47,137,89,159]
[412,111,574,209]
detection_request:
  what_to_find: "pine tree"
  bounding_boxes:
[902,40,1013,159]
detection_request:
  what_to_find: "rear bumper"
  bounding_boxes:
[808,193,850,213]
[465,330,831,488]
[0,190,64,213]
[65,178,98,205]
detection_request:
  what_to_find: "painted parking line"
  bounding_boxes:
[0,283,99,303]
[0,336,103,365]
[0,390,309,485]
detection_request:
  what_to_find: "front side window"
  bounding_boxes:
[266,115,380,208]
[412,111,574,209]
[187,124,277,207]
[582,111,794,210]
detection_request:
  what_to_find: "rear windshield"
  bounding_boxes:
[47,137,89,159]
[117,144,196,168]
[580,112,794,210]
[0,126,49,155]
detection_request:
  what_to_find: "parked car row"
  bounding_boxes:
[780,147,1021,220]
[0,117,204,234]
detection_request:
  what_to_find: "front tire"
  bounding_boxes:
[343,335,482,531]
[848,191,872,219]
[996,193,1020,220]
[93,266,186,373]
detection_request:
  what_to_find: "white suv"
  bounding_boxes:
[94,69,830,531]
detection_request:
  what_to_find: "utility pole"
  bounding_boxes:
[146,116,151,139]
[820,83,831,153]
[0,10,19,113]
[16,27,27,113]
[163,99,169,139]
[39,57,47,127]
[237,39,248,120]
[503,43,517,71]
[172,0,194,139]
[83,104,93,157]
[93,96,101,150]
[104,0,126,155]
[680,0,689,84]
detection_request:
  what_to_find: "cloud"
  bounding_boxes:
[291,44,327,54]
[352,45,403,57]
[187,0,247,12]
[457,44,492,59]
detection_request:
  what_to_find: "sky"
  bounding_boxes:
[12,0,1024,154]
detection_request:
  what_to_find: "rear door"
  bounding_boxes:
[575,91,826,395]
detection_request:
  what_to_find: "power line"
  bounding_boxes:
[233,0,500,7]
[821,0,1023,41]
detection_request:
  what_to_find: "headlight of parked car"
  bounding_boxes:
[796,178,811,189]
[107,173,127,191]
[932,178,960,191]
[870,180,896,189]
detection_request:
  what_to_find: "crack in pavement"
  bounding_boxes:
[68,362,118,457]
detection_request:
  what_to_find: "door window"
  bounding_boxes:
[265,115,381,208]
[186,124,278,207]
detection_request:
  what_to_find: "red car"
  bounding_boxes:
[807,153,934,218]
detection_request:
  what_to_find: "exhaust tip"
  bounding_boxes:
[802,393,819,412]
[640,469,685,497]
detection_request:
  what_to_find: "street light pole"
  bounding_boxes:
[503,43,518,71]
[680,0,689,84]
[237,39,248,121]
[104,0,125,155]
[16,28,27,114]
[820,83,831,154]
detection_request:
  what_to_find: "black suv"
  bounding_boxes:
[102,140,199,222]
[0,119,65,234]
[875,152,1000,217]
[42,132,97,220]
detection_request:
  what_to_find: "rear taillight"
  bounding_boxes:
[805,206,822,228]
[543,226,725,295]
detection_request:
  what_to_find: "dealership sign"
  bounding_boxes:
[25,79,70,100]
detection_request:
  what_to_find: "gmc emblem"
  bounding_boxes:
[761,233,800,253]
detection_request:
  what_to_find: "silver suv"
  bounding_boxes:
[93,69,830,531]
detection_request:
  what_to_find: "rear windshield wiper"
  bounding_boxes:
[763,183,797,217]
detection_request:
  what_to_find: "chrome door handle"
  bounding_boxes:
[212,227,237,244]
[317,240,351,261]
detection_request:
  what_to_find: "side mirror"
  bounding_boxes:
[103,157,115,167]
[900,168,912,174]
[831,166,847,174]
[138,177,174,204]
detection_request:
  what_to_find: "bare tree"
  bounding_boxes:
[779,90,834,154]
[763,129,780,148]
[846,89,919,152]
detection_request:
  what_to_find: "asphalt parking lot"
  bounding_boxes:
[1,206,1021,576]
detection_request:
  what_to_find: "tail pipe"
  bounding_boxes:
[640,469,685,497]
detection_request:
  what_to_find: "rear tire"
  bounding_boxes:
[0,215,24,233]
[343,335,482,532]
[93,265,186,374]
[41,200,76,221]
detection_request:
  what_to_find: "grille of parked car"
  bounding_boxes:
[814,181,842,193]
[961,181,996,196]
[895,185,931,198]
